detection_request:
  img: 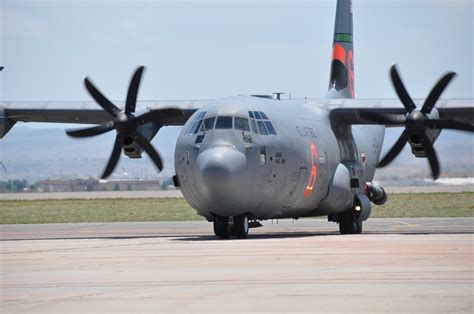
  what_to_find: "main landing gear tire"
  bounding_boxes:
[213,216,230,239]
[338,210,362,235]
[234,215,249,239]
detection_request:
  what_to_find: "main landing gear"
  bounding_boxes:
[338,209,362,234]
[213,214,249,239]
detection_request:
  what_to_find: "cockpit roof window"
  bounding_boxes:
[253,111,262,119]
[259,111,269,119]
[195,111,206,120]
[215,116,233,129]
[234,117,250,132]
[257,121,269,135]
[248,111,255,119]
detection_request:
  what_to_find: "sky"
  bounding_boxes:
[1,0,472,102]
[0,0,473,179]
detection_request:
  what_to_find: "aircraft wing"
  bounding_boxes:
[326,98,474,126]
[324,97,474,180]
[0,100,206,138]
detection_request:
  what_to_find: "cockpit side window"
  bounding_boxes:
[234,117,250,131]
[247,111,276,135]
[250,119,258,134]
[264,121,276,135]
[215,116,233,129]
[187,111,207,135]
[193,120,203,134]
[187,120,198,135]
[257,121,269,135]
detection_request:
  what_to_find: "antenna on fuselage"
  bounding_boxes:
[272,92,285,100]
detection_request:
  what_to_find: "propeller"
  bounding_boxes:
[375,65,474,180]
[66,66,184,179]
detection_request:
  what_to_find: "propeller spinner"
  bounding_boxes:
[375,65,474,180]
[66,66,183,179]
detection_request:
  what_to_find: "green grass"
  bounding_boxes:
[0,198,202,224]
[0,193,472,224]
[371,192,473,218]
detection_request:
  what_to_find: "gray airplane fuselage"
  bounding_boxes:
[175,95,385,221]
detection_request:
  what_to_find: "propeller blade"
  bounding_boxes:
[427,119,474,132]
[84,77,121,117]
[377,129,409,168]
[359,111,406,125]
[101,134,124,179]
[420,73,457,115]
[125,66,145,114]
[421,132,440,180]
[390,65,416,113]
[66,121,114,138]
[137,108,185,126]
[133,131,163,171]
[421,72,457,115]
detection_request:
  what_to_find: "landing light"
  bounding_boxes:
[354,205,361,212]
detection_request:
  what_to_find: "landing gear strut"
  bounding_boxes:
[213,214,249,239]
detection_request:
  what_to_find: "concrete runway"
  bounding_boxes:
[1,218,473,313]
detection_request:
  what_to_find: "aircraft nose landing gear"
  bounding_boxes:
[213,214,249,239]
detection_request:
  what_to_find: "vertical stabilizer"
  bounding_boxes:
[327,0,354,99]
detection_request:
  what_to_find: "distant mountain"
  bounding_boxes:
[374,128,474,180]
[0,125,180,181]
[1,125,472,182]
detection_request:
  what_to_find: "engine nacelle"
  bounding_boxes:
[365,182,387,205]
[123,123,160,158]
[408,108,441,158]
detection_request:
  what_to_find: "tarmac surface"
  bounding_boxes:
[1,218,473,313]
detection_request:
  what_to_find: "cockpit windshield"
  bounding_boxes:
[234,117,250,131]
[202,117,215,131]
[187,110,276,136]
[215,116,233,129]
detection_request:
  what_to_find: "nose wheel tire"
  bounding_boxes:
[234,215,249,239]
[338,210,362,234]
[213,216,230,239]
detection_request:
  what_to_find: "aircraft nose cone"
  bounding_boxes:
[196,147,248,211]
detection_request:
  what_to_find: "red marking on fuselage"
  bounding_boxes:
[348,50,355,98]
[304,143,318,198]
[332,44,346,65]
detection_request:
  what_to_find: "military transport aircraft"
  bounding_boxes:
[1,0,473,239]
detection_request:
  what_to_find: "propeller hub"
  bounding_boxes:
[405,110,427,132]
[115,112,137,134]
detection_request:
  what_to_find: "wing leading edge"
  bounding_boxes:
[0,100,204,138]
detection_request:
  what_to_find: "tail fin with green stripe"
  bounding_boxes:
[327,0,354,99]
